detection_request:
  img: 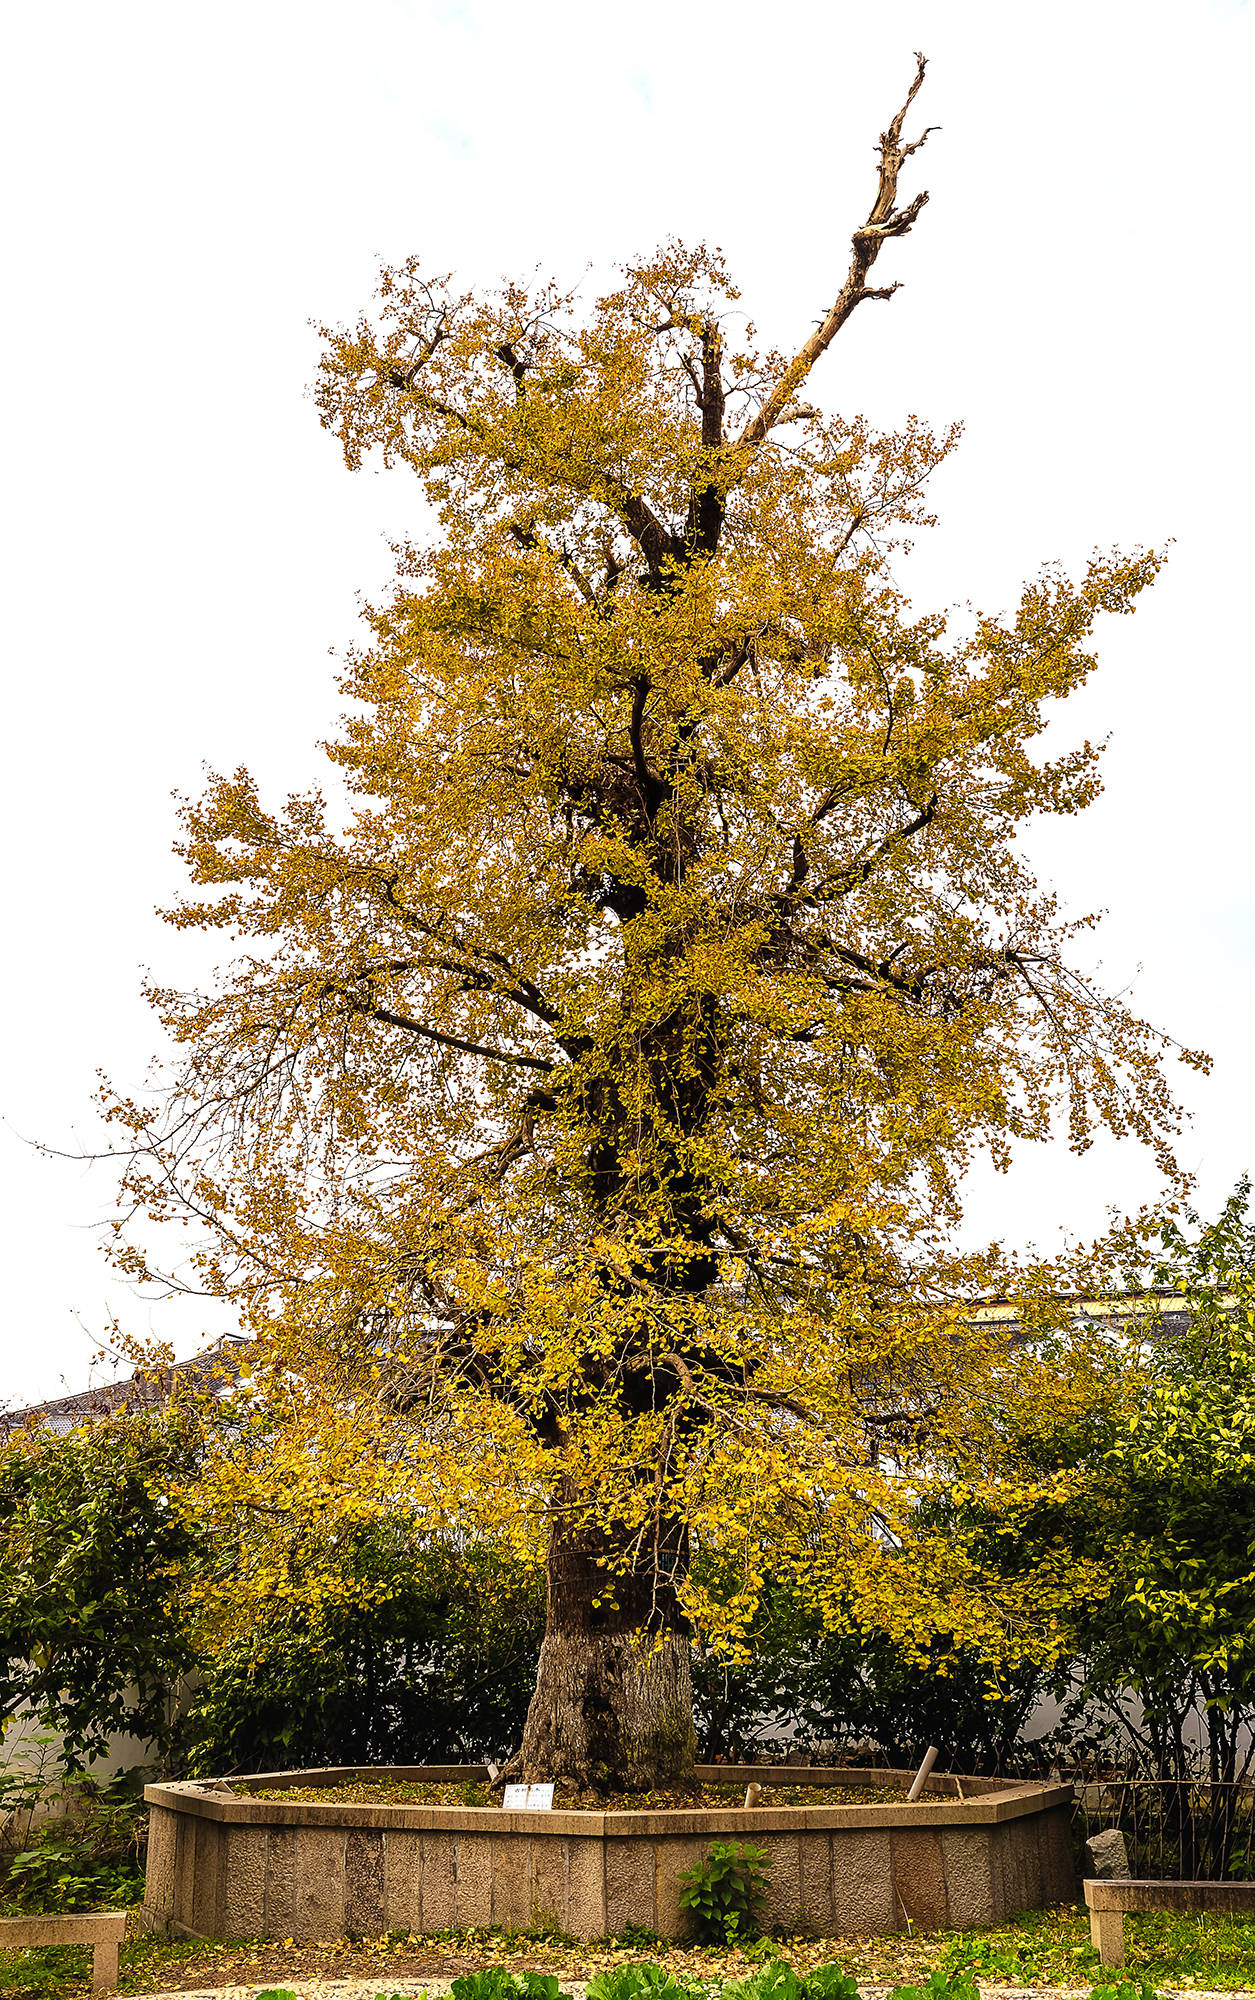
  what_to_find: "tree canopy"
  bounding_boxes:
[105,58,1197,1791]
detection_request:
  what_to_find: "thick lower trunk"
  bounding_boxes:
[514,1491,697,1794]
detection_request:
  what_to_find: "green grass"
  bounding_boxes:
[0,1932,252,2000]
[6,1906,1255,1999]
[927,1902,1255,1989]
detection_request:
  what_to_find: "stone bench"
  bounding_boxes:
[1084,1876,1255,1965]
[0,1912,127,1989]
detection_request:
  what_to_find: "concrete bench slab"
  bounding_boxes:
[0,1911,127,1989]
[1084,1877,1255,1965]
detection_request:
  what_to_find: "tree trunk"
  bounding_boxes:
[514,1488,697,1794]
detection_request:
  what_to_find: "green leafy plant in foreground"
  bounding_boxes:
[0,1946,92,2000]
[1090,1983,1162,2000]
[678,1841,771,1944]
[721,1960,803,2000]
[804,1969,861,2000]
[888,1970,981,2000]
[589,1961,711,2000]
[451,1973,565,2000]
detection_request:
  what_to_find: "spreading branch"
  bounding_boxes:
[737,53,935,453]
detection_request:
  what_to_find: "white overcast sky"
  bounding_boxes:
[2,0,1253,1408]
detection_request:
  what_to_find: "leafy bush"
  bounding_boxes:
[0,1775,147,1915]
[678,1840,771,1944]
[723,1964,859,2000]
[804,1970,861,2000]
[0,1411,200,1769]
[450,1973,564,2000]
[180,1536,543,1772]
[588,1965,709,2000]
[937,1928,1077,1984]
[721,1964,802,2000]
[691,1572,1047,1773]
[613,1923,664,1950]
[888,1973,981,2000]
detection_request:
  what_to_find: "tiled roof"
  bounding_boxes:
[1,1334,250,1437]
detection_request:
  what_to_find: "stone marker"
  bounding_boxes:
[1086,1826,1131,1877]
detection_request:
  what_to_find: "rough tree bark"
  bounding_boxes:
[512,1481,697,1793]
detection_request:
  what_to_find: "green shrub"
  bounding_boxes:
[726,1961,858,2000]
[613,1923,664,1950]
[589,1965,708,2000]
[0,1775,147,1915]
[889,1972,981,2000]
[721,1963,802,2000]
[678,1840,771,1944]
[0,1412,200,1770]
[181,1537,543,1772]
[450,1974,565,2000]
[804,1970,861,2000]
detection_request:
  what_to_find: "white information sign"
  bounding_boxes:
[502,1782,555,1810]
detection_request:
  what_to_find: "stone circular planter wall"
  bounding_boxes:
[143,1764,1075,1945]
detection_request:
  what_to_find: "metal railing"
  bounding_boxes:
[1070,1778,1255,1882]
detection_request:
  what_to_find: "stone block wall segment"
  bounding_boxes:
[172,1809,195,1935]
[565,1835,607,1940]
[891,1827,948,1930]
[606,1835,658,1936]
[293,1828,347,1939]
[190,1816,224,1936]
[141,1805,178,1926]
[453,1834,494,1929]
[418,1833,456,1933]
[529,1835,569,1933]
[489,1832,530,1929]
[263,1826,297,1939]
[832,1830,895,1935]
[1041,1806,1079,1904]
[142,1770,1073,1943]
[796,1832,836,1934]
[757,1834,802,1933]
[653,1836,704,1939]
[936,1827,995,1929]
[383,1830,423,1931]
[222,1826,268,1936]
[1006,1813,1043,1916]
[345,1829,386,1936]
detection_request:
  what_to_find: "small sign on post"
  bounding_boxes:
[502,1782,555,1810]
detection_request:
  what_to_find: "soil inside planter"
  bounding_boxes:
[241,1777,912,1809]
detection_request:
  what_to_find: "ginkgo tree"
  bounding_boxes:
[108,57,1199,1794]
